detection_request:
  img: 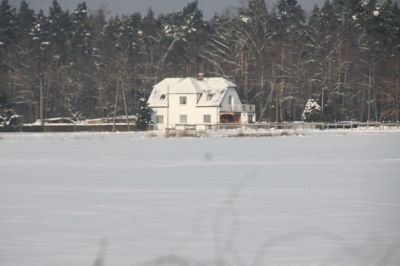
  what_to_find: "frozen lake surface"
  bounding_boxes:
[1,132,400,266]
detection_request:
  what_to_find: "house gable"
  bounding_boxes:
[219,87,242,111]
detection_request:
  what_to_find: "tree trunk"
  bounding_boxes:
[40,73,44,127]
[368,64,371,121]
[279,43,285,122]
[397,55,399,121]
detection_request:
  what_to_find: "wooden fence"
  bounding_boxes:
[169,121,400,133]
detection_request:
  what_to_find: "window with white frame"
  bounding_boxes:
[203,114,211,123]
[155,115,164,123]
[179,96,187,105]
[180,115,187,124]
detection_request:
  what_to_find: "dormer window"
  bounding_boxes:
[206,93,214,101]
[160,94,166,101]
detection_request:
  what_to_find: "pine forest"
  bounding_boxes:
[0,0,399,123]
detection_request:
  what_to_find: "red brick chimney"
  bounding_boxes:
[197,73,204,81]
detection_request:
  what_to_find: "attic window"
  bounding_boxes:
[206,93,214,101]
[160,94,166,101]
[228,95,233,105]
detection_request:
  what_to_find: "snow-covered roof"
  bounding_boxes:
[147,77,236,107]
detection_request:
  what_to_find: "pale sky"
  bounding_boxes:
[10,0,327,19]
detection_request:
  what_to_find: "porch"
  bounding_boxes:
[219,113,241,124]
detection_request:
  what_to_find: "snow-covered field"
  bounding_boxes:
[1,131,400,266]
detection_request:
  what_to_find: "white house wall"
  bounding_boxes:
[152,95,219,130]
[192,107,219,125]
[151,107,168,129]
[168,93,196,127]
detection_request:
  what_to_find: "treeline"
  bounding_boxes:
[0,0,399,123]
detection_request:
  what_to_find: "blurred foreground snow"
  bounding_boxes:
[0,131,400,266]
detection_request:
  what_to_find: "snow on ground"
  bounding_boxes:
[0,131,400,266]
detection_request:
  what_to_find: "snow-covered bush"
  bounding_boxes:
[0,109,23,131]
[302,99,321,122]
[0,92,23,131]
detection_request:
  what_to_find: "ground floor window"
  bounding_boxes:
[155,115,164,123]
[180,114,187,124]
[203,114,211,123]
[179,96,187,105]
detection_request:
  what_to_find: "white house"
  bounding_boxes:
[147,74,256,130]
